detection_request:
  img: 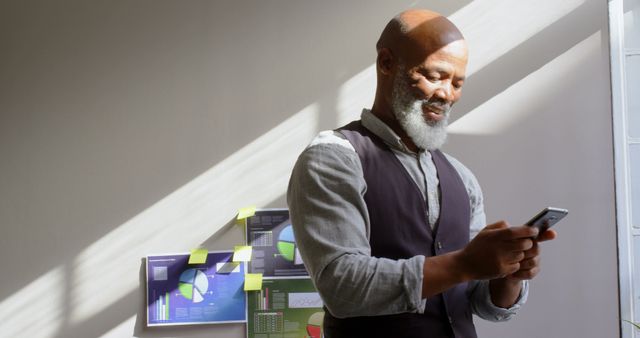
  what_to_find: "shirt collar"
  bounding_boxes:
[360,109,417,154]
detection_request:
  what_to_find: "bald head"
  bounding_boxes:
[376,9,465,66]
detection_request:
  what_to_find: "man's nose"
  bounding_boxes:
[433,83,453,101]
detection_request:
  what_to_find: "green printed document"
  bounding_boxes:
[247,278,324,338]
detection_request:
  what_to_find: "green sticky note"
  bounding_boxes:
[188,248,208,264]
[244,273,263,291]
[237,206,257,220]
[233,245,252,262]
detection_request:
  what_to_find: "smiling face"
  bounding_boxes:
[391,40,468,150]
[372,10,469,151]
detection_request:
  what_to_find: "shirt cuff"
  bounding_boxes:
[476,279,529,322]
[403,255,427,314]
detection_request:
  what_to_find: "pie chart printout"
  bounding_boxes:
[277,225,304,265]
[306,312,324,338]
[178,269,209,303]
[146,251,246,326]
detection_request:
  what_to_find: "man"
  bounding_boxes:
[287,9,556,338]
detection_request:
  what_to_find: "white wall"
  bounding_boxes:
[0,0,618,337]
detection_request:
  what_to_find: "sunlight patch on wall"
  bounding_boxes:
[0,267,64,338]
[449,0,585,76]
[448,31,600,135]
[69,104,319,323]
[336,64,376,126]
[97,315,135,338]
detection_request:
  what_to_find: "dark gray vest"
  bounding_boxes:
[324,120,476,338]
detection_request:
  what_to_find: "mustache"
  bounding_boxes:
[421,100,452,113]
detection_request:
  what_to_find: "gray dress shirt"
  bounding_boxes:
[287,109,527,321]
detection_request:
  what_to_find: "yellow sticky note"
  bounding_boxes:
[188,248,208,264]
[244,273,263,291]
[237,206,257,220]
[233,245,253,262]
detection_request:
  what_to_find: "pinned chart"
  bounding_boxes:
[146,251,247,326]
[244,209,309,277]
[247,278,324,338]
[145,208,324,333]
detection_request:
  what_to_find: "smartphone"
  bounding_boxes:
[526,207,568,235]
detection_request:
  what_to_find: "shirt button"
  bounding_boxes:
[437,242,443,250]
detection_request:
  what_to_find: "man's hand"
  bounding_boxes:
[489,226,558,308]
[507,228,556,280]
[458,221,538,281]
[421,221,556,299]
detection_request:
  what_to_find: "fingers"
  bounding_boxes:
[484,223,538,239]
[465,221,550,280]
[505,262,522,276]
[510,266,540,280]
[522,243,540,259]
[486,222,558,242]
[517,256,540,270]
[536,229,558,242]
[509,255,542,280]
[501,251,524,264]
[502,238,535,252]
[500,225,539,239]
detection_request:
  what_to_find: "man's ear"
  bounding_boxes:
[377,48,394,75]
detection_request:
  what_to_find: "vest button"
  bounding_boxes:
[437,241,443,250]
[448,316,454,324]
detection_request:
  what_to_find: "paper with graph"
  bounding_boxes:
[146,251,247,326]
[247,278,324,338]
[245,209,309,277]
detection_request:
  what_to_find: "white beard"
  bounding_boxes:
[391,66,451,151]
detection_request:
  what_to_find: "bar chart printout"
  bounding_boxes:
[247,278,324,338]
[146,251,247,326]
